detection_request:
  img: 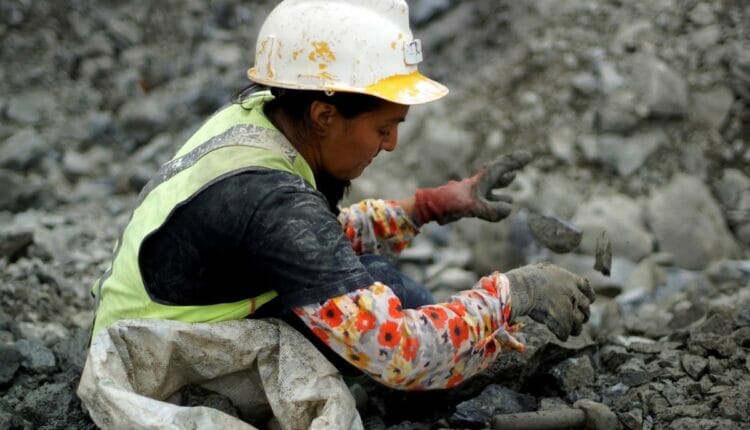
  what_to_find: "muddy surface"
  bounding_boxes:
[1,0,748,429]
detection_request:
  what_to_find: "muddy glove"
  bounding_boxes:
[506,263,595,341]
[411,151,533,226]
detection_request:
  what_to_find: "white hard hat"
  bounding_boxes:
[247,0,448,105]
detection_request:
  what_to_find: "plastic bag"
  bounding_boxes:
[78,318,363,429]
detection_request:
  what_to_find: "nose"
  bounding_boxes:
[381,128,398,152]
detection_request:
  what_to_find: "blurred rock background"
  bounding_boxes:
[0,0,748,428]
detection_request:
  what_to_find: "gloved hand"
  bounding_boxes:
[411,151,533,225]
[506,263,595,341]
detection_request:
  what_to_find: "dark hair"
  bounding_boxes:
[232,84,378,209]
[233,84,385,130]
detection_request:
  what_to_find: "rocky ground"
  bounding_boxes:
[1,0,748,429]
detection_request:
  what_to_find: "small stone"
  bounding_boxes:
[717,387,750,422]
[450,384,536,428]
[688,3,715,25]
[681,354,708,380]
[527,212,582,253]
[13,321,69,347]
[15,339,56,373]
[17,382,76,426]
[0,343,22,384]
[551,356,596,393]
[594,231,612,276]
[0,127,47,170]
[6,94,42,125]
[619,357,656,386]
[619,408,643,430]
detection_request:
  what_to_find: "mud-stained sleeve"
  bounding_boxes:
[293,272,525,390]
[338,199,419,256]
[247,180,376,308]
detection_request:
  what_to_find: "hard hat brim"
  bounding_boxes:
[247,68,448,105]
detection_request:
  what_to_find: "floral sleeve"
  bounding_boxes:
[293,272,525,390]
[338,199,419,256]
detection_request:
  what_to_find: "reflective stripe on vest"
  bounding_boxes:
[91,95,315,336]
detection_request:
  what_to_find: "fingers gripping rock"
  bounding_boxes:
[506,263,595,341]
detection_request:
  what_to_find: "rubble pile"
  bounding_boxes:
[0,0,747,428]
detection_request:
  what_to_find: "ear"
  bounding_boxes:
[309,100,337,134]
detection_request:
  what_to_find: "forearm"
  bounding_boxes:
[338,199,419,256]
[293,273,524,390]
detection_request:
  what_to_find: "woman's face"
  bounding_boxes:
[319,101,409,180]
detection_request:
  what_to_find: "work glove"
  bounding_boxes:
[411,151,533,226]
[506,263,595,341]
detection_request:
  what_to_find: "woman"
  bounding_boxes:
[90,0,594,390]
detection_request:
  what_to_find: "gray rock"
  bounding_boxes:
[450,384,536,428]
[6,94,42,125]
[730,42,750,98]
[0,168,25,211]
[0,343,22,384]
[16,382,76,426]
[632,54,689,118]
[547,125,577,162]
[611,20,654,55]
[524,172,586,220]
[550,356,595,392]
[668,417,741,430]
[689,86,735,129]
[194,40,243,69]
[0,128,47,170]
[573,193,653,262]
[527,212,582,253]
[717,387,750,422]
[597,90,641,133]
[624,303,673,338]
[571,72,598,96]
[0,222,33,259]
[13,321,69,347]
[647,175,741,270]
[688,3,715,25]
[618,357,656,386]
[15,339,56,373]
[602,129,667,176]
[660,403,713,422]
[669,300,706,329]
[117,95,171,149]
[619,408,643,430]
[410,0,454,25]
[711,169,750,246]
[689,25,721,52]
[681,354,708,380]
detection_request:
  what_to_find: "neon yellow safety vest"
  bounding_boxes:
[91,92,316,336]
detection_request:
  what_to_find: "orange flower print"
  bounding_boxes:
[373,219,387,237]
[388,297,403,318]
[403,336,420,361]
[446,301,466,317]
[377,321,401,348]
[319,300,343,327]
[424,306,448,329]
[345,224,356,241]
[446,373,464,388]
[355,311,376,333]
[480,277,497,296]
[448,317,469,348]
[312,327,329,344]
